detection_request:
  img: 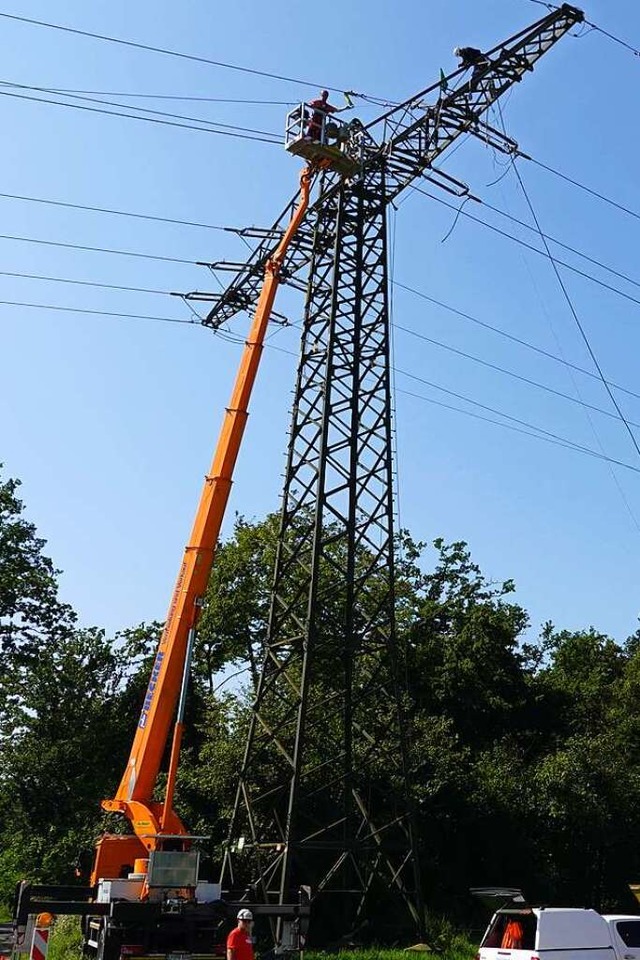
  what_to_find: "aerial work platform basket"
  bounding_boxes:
[285,103,362,176]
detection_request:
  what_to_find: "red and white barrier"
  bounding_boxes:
[29,915,53,960]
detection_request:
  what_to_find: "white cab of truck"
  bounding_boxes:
[478,907,640,960]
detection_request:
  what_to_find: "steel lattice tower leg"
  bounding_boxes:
[221,162,424,943]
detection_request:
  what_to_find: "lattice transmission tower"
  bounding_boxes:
[186,3,582,944]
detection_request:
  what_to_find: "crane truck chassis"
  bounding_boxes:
[12,879,310,960]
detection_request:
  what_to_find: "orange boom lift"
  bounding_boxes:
[13,163,314,960]
[98,164,312,868]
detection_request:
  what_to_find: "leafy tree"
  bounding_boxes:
[6,467,640,930]
[0,468,158,901]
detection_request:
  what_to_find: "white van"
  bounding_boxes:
[603,915,640,960]
[478,906,640,960]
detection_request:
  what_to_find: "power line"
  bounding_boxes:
[232,316,640,476]
[511,159,640,462]
[0,188,242,232]
[0,87,280,143]
[395,366,640,476]
[526,0,640,57]
[0,79,281,139]
[392,280,640,404]
[393,321,640,432]
[4,178,639,413]
[476,192,640,296]
[0,11,343,92]
[396,386,640,474]
[0,230,198,264]
[396,274,640,536]
[413,185,640,312]
[6,292,640,479]
[246,323,640,476]
[3,213,640,418]
[0,298,196,324]
[526,156,640,226]
[0,268,171,296]
[7,261,640,434]
[42,89,297,104]
[499,102,640,533]
[581,16,640,58]
[3,217,639,412]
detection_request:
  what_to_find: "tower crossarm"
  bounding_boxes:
[201,2,582,330]
[377,3,583,201]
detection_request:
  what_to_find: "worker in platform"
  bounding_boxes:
[305,89,339,142]
[454,46,491,79]
[227,909,254,960]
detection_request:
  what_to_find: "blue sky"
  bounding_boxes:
[2,0,640,643]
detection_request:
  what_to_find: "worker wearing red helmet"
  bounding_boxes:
[306,89,338,142]
[227,909,254,960]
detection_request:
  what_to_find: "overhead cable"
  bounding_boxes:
[41,89,297,104]
[526,155,640,226]
[511,159,640,462]
[0,11,343,92]
[0,298,195,324]
[230,322,640,474]
[393,322,640,432]
[395,366,640,476]
[582,18,640,58]
[0,268,169,296]
[0,88,280,143]
[6,294,640,478]
[397,386,640,475]
[6,261,640,427]
[392,280,640,403]
[413,185,640,312]
[0,188,241,232]
[0,79,281,139]
[0,230,197,264]
[478,192,640,295]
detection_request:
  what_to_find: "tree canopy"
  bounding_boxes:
[2,465,640,926]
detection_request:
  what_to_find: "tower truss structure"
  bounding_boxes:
[187,3,583,942]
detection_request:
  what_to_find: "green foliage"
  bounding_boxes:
[3,467,640,936]
[0,467,159,901]
[196,513,281,692]
[48,917,83,960]
[424,916,477,959]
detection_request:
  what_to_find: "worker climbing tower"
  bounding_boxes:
[192,3,583,944]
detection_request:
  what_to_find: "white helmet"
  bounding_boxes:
[453,47,462,57]
[237,909,253,920]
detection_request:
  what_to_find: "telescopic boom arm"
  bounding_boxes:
[102,165,313,849]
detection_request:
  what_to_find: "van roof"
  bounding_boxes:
[496,908,596,915]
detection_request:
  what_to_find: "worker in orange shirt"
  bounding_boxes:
[306,89,339,141]
[501,918,524,950]
[227,909,254,960]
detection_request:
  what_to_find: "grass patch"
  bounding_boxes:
[306,941,476,960]
[48,916,83,960]
[42,921,476,960]
[308,954,411,960]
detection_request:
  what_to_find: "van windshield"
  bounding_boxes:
[482,912,537,950]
